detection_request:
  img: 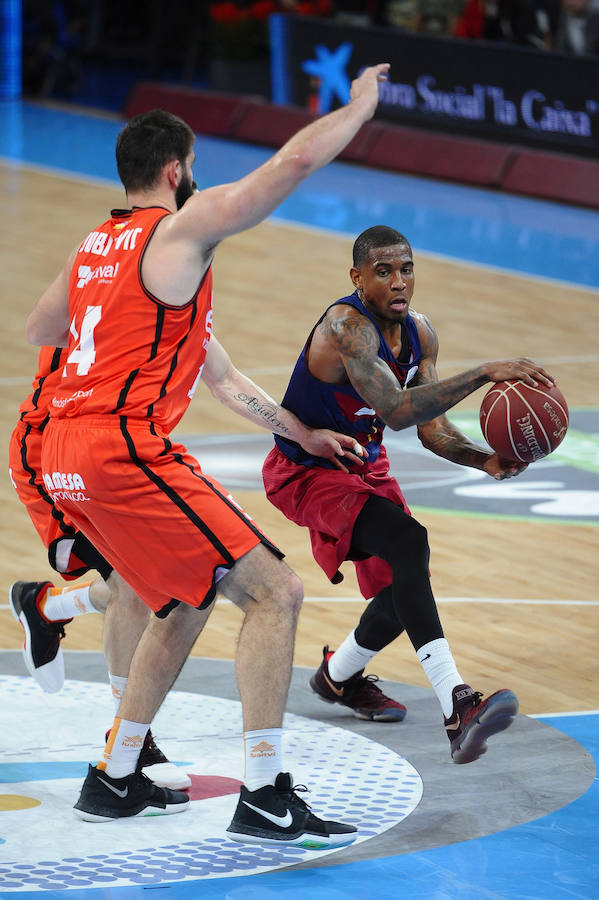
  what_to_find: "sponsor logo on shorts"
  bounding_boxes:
[42,471,90,503]
[250,741,276,758]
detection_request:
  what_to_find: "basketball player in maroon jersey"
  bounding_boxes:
[263,225,553,762]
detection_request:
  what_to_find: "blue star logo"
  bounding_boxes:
[301,43,353,114]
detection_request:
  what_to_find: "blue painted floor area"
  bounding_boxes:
[1,100,597,899]
[9,715,598,900]
[1,101,599,287]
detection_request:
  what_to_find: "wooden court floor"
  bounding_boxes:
[1,162,598,716]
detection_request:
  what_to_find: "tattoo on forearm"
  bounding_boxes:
[423,427,488,467]
[235,393,290,433]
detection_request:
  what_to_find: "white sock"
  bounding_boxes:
[108,674,128,714]
[100,717,149,778]
[41,581,96,621]
[243,728,283,792]
[417,637,463,718]
[328,630,377,682]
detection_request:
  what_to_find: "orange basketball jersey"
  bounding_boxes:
[51,206,213,434]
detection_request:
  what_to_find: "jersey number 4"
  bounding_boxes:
[65,305,102,375]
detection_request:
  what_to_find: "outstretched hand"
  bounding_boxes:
[483,453,528,480]
[300,429,365,472]
[350,64,390,119]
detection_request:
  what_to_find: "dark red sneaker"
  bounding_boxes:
[445,683,519,764]
[309,645,406,722]
[9,581,71,693]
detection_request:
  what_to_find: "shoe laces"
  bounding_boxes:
[458,690,484,724]
[346,672,384,698]
[280,780,312,814]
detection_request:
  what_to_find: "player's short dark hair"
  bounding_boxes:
[353,225,412,267]
[116,109,195,193]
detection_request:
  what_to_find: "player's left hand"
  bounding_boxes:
[483,452,528,480]
[301,430,365,472]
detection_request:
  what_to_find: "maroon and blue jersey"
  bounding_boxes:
[275,292,422,468]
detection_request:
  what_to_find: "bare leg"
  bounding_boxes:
[218,544,303,732]
[117,601,213,723]
[96,572,150,678]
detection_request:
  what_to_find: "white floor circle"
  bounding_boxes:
[0,676,422,891]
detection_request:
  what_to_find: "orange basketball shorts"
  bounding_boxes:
[9,420,77,548]
[42,416,281,613]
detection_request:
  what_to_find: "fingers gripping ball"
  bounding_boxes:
[480,381,569,463]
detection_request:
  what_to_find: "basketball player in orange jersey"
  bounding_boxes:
[24,64,389,848]
[8,344,211,790]
[263,225,555,762]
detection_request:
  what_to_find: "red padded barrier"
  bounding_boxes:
[366,126,514,188]
[125,83,250,139]
[502,150,599,209]
[233,101,317,145]
[122,82,599,209]
[338,122,385,162]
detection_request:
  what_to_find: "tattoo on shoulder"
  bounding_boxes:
[235,393,289,432]
[330,315,378,359]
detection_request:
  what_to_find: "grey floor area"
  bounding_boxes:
[1,650,594,871]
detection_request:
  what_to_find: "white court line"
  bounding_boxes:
[299,596,599,606]
[529,710,599,718]
[1,597,597,612]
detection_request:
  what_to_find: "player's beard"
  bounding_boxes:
[175,173,196,209]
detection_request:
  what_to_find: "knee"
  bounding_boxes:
[262,568,303,623]
[281,570,303,622]
[388,517,430,566]
[406,517,429,547]
[106,574,149,620]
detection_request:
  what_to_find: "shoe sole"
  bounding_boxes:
[141,762,192,790]
[226,826,357,850]
[352,708,407,722]
[8,582,65,694]
[451,690,519,765]
[311,679,407,723]
[74,800,190,822]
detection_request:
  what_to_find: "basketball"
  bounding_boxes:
[479,380,569,463]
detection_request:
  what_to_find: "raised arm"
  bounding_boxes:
[170,64,389,248]
[329,307,553,432]
[201,337,364,470]
[411,314,527,478]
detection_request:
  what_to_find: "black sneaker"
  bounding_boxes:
[105,728,192,790]
[73,764,190,822]
[226,772,357,849]
[310,645,407,722]
[9,581,71,693]
[445,683,519,764]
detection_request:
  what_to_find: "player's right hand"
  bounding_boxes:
[350,64,390,119]
[483,358,554,388]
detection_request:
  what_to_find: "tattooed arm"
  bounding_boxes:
[411,313,528,479]
[200,335,364,470]
[327,305,553,434]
